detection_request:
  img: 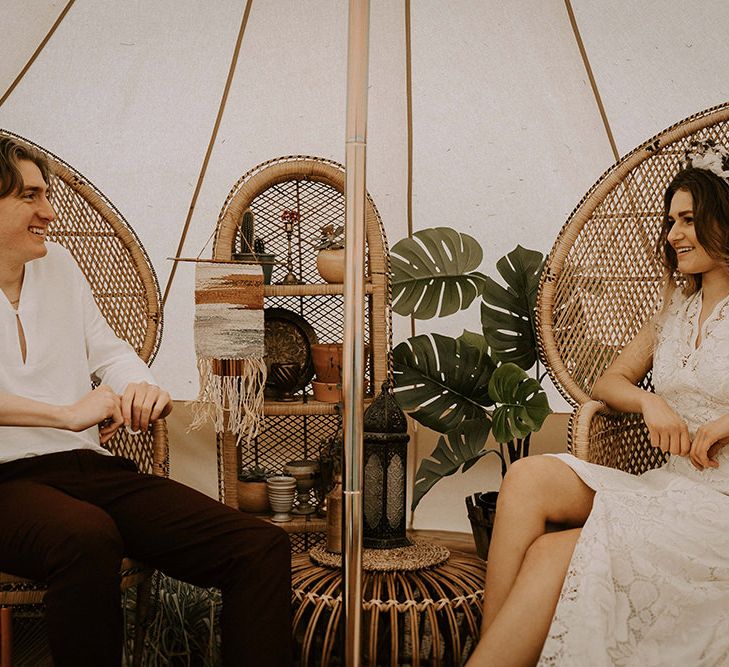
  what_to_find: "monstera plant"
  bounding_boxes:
[390,227,551,510]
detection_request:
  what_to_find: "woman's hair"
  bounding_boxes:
[0,137,51,199]
[658,167,729,294]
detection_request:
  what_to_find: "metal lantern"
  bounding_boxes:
[363,381,411,549]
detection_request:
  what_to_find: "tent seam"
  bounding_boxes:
[563,0,620,161]
[162,0,254,307]
[0,0,76,108]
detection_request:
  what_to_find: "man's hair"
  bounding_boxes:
[659,166,729,293]
[0,137,52,199]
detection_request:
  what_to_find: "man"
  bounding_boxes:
[0,136,292,666]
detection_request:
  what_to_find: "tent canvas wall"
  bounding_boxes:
[2,0,728,531]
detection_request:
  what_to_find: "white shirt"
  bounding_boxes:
[0,243,157,463]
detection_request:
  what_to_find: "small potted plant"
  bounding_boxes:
[390,228,552,557]
[233,210,276,284]
[312,223,345,283]
[237,465,273,513]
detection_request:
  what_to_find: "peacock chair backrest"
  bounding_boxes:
[538,103,729,411]
[0,129,166,474]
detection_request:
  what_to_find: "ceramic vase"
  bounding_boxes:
[316,248,345,283]
[268,361,301,401]
[266,476,297,522]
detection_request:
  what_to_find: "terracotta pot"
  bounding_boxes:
[311,343,343,383]
[316,248,345,283]
[237,480,271,514]
[312,380,342,402]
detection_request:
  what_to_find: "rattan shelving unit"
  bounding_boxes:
[212,156,391,552]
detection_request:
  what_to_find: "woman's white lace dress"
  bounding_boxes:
[538,289,729,667]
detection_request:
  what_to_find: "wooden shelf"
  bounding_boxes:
[264,282,374,297]
[240,512,326,534]
[263,396,373,416]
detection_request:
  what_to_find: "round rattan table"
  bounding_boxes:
[291,541,485,666]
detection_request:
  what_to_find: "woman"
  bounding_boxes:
[467,141,729,666]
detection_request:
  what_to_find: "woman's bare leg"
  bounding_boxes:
[482,456,594,631]
[466,528,582,667]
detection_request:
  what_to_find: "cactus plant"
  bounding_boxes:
[233,210,276,284]
[240,210,255,253]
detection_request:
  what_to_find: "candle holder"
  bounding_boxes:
[283,459,320,515]
[279,209,303,285]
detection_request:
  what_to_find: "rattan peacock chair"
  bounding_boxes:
[537,102,729,474]
[0,129,169,666]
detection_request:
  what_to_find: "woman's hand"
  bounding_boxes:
[120,381,172,433]
[640,393,691,457]
[689,414,729,470]
[64,385,123,444]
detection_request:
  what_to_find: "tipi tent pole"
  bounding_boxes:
[342,0,370,664]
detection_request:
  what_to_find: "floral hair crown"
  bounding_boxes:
[680,138,729,184]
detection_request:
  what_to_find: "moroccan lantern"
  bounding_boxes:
[363,381,411,549]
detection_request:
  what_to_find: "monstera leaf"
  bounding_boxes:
[481,245,544,370]
[391,227,488,319]
[392,331,495,433]
[488,363,551,443]
[411,418,497,511]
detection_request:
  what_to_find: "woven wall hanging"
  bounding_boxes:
[190,261,266,444]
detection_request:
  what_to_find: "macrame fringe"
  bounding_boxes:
[188,357,267,447]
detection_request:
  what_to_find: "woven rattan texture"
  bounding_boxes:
[309,540,450,571]
[261,293,374,400]
[290,532,326,555]
[0,129,162,363]
[240,414,341,472]
[292,550,484,666]
[231,178,371,284]
[211,157,391,511]
[568,401,667,474]
[537,103,729,474]
[47,187,153,355]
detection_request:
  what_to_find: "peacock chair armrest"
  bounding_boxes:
[569,400,667,475]
[104,418,170,479]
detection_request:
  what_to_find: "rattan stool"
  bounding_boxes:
[292,541,485,666]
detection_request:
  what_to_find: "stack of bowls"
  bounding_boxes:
[266,476,297,522]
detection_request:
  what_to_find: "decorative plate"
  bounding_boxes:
[264,307,318,394]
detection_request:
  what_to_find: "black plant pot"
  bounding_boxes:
[232,252,276,284]
[465,491,499,560]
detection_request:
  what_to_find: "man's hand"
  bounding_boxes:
[640,393,691,457]
[64,385,123,444]
[690,414,729,470]
[121,382,172,433]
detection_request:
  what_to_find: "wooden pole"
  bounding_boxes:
[342,0,370,664]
